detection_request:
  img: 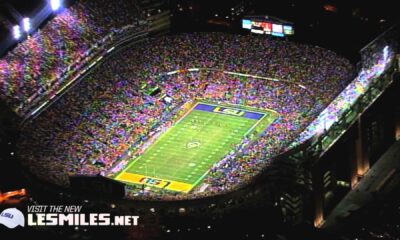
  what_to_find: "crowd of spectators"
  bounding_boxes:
[0,0,143,114]
[293,29,396,147]
[18,33,355,199]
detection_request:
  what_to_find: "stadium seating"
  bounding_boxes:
[18,33,355,199]
[0,0,142,115]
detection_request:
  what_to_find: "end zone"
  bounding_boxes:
[116,172,194,193]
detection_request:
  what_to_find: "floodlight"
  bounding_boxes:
[50,0,62,11]
[22,18,31,32]
[13,25,21,40]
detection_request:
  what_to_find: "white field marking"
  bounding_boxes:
[135,164,190,182]
[175,102,200,125]
[192,169,211,188]
[243,113,268,137]
[165,111,218,181]
[115,155,142,179]
[120,105,200,176]
[120,102,260,185]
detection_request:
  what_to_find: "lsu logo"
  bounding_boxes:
[213,107,245,117]
[139,177,171,188]
[0,208,25,229]
[186,141,201,149]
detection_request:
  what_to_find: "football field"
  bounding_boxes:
[115,102,278,193]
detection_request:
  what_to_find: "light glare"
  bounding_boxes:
[13,25,21,40]
[50,0,62,11]
[23,18,31,32]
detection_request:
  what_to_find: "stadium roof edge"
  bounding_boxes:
[360,24,399,53]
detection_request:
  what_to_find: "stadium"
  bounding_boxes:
[0,0,399,239]
[0,0,396,199]
[15,31,358,199]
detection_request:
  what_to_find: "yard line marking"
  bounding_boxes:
[192,170,211,189]
[244,113,267,137]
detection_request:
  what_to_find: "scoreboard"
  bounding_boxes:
[242,17,294,37]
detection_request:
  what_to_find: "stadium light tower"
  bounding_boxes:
[13,25,21,40]
[50,0,62,11]
[22,18,31,33]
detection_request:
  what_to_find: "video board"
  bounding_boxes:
[242,18,294,37]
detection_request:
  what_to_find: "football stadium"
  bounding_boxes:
[0,0,399,239]
[16,31,357,199]
[0,0,396,200]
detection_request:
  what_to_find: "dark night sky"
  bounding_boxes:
[170,0,399,61]
[0,0,399,60]
[0,0,47,34]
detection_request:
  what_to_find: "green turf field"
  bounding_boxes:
[115,102,278,193]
